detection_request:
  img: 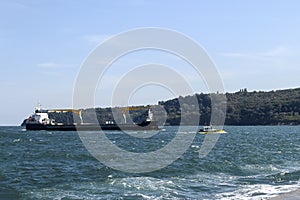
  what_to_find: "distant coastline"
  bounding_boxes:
[21,87,300,126]
[159,87,300,126]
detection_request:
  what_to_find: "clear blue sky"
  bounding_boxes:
[1,0,300,125]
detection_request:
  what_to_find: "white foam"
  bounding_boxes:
[216,182,300,200]
[24,176,179,200]
[108,176,176,191]
[13,138,21,142]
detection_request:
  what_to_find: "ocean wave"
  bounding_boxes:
[215,182,300,200]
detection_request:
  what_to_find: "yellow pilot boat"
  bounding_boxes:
[199,126,227,134]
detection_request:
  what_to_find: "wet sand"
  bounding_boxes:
[270,189,300,200]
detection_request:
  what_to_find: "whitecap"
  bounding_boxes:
[215,182,300,200]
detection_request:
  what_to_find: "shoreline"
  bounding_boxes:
[270,188,300,199]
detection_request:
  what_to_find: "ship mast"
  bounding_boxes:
[121,106,152,124]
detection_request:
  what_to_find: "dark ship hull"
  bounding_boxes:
[25,121,160,131]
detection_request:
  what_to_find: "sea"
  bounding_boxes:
[1,126,300,200]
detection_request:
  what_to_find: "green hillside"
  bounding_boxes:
[158,88,300,125]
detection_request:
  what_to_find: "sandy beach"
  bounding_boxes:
[270,189,300,200]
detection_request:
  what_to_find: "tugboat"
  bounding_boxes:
[23,104,159,131]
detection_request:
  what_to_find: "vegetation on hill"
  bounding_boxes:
[225,88,300,125]
[159,88,300,125]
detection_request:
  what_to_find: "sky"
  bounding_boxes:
[1,0,300,125]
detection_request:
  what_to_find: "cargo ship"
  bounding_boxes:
[23,105,160,131]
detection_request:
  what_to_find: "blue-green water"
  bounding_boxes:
[1,126,300,199]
